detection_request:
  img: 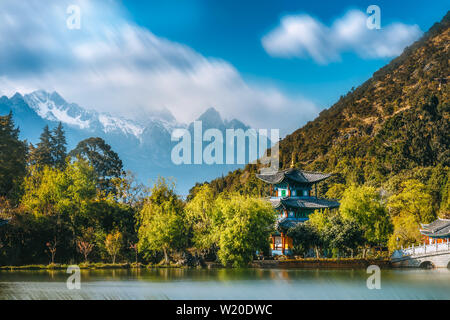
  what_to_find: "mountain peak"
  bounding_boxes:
[11,92,24,101]
[197,107,223,128]
[24,90,91,129]
[198,107,221,119]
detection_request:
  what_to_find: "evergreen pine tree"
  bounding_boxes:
[30,125,54,168]
[0,112,27,202]
[52,122,67,169]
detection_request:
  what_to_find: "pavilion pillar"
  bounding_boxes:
[281,233,285,255]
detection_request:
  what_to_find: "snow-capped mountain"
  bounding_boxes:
[0,90,249,194]
[22,90,181,140]
[97,113,144,138]
[24,90,92,130]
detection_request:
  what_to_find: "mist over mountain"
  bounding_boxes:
[0,90,249,194]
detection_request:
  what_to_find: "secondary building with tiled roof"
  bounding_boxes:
[420,218,450,244]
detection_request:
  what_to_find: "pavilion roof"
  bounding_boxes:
[420,218,450,237]
[0,218,9,227]
[276,217,304,232]
[256,169,332,185]
[269,197,340,210]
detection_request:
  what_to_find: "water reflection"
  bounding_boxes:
[0,268,449,300]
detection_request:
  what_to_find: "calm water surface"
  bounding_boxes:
[0,268,449,300]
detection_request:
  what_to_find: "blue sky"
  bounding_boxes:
[0,0,447,135]
[124,0,448,108]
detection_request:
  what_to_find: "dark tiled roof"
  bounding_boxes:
[420,218,450,237]
[270,197,340,209]
[421,218,450,232]
[276,218,304,231]
[0,218,9,227]
[421,227,450,237]
[256,169,332,185]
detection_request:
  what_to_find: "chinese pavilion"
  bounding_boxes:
[256,168,339,256]
[420,218,450,244]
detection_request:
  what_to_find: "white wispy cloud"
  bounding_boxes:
[0,0,318,135]
[262,10,423,64]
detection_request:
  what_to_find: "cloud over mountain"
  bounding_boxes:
[262,9,423,64]
[0,0,317,136]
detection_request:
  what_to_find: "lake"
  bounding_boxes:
[1,268,449,300]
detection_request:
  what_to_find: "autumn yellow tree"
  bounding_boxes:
[105,231,122,264]
[387,180,435,250]
[388,180,435,223]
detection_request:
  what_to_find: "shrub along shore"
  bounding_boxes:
[253,258,391,269]
[0,257,392,271]
[0,262,179,270]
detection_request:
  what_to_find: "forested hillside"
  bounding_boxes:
[190,12,449,218]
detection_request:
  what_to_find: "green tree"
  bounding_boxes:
[322,215,365,258]
[441,178,450,217]
[287,222,321,257]
[21,159,97,245]
[70,137,124,193]
[22,160,97,216]
[30,125,54,168]
[426,165,449,217]
[325,183,346,199]
[110,171,146,208]
[51,122,67,170]
[340,185,392,247]
[0,209,74,265]
[215,194,275,267]
[308,209,332,234]
[137,178,187,264]
[0,112,27,203]
[388,179,436,223]
[185,184,218,255]
[386,179,436,251]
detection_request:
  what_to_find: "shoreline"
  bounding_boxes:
[252,258,392,269]
[0,263,178,271]
[0,258,392,271]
